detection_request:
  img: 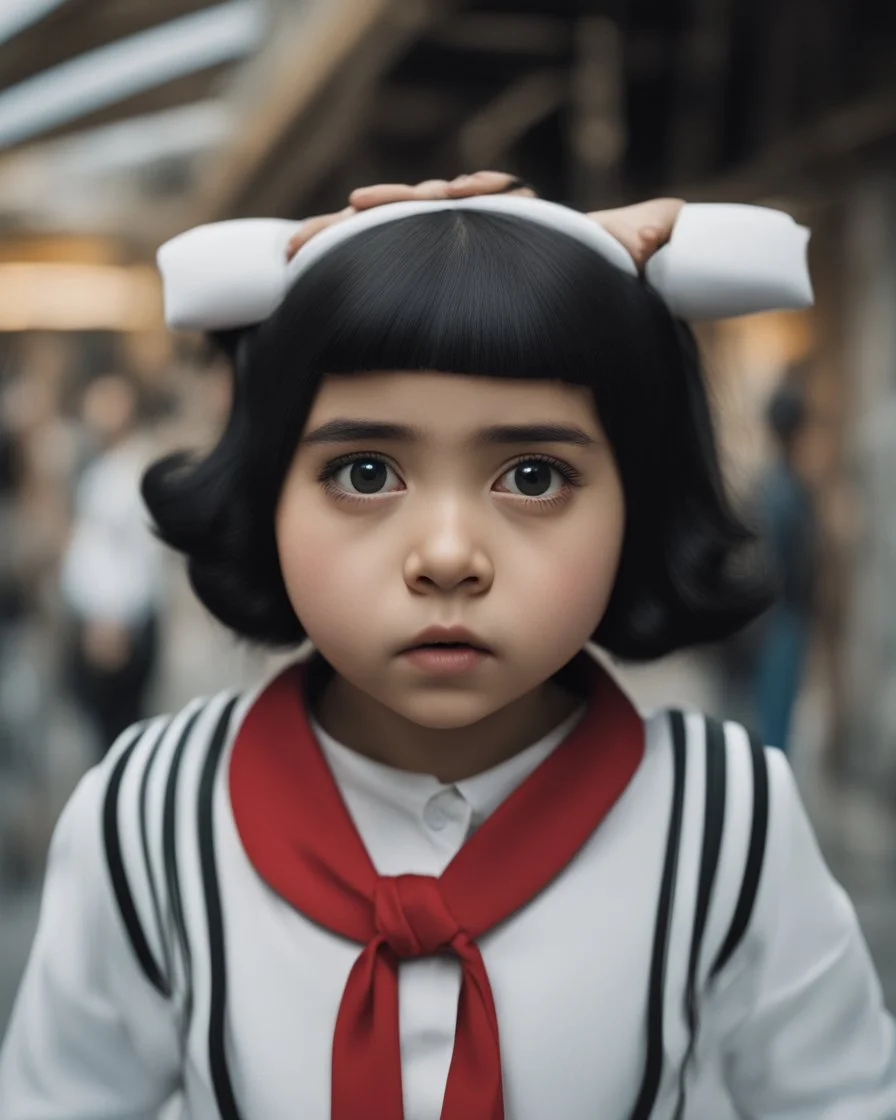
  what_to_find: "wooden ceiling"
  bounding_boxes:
[0,0,241,147]
[214,0,896,220]
[4,0,225,89]
[3,0,894,225]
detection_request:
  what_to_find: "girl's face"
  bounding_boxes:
[276,371,624,730]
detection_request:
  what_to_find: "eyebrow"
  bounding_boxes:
[300,419,599,449]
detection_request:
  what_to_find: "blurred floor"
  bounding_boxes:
[2,631,895,1042]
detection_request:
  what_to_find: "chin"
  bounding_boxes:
[390,691,503,731]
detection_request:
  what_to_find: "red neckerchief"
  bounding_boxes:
[230,657,644,1119]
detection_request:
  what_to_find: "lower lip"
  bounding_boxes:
[401,646,490,674]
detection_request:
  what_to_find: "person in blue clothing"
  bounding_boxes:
[754,379,818,753]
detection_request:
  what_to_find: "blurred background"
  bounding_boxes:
[1,0,895,1037]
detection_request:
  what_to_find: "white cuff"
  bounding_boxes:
[645,203,813,321]
[157,218,301,331]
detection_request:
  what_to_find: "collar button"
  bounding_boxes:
[424,803,448,831]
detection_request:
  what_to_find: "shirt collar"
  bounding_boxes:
[309,701,587,832]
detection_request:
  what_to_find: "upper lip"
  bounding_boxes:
[401,625,492,652]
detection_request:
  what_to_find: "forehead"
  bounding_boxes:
[305,371,598,433]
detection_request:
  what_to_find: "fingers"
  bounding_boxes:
[442,171,536,198]
[286,207,355,260]
[587,203,680,271]
[587,211,640,266]
[349,179,453,209]
[288,171,540,261]
[350,171,536,211]
[638,226,666,254]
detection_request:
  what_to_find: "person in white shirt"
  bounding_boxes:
[60,374,165,753]
[1,173,894,1120]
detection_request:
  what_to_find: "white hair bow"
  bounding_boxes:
[156,195,813,332]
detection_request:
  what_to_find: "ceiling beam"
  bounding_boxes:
[188,0,453,221]
[1,63,236,150]
[0,0,225,92]
[0,1,261,151]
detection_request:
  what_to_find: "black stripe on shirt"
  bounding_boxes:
[628,708,688,1120]
[673,715,727,1119]
[102,722,170,996]
[138,718,176,994]
[162,705,206,1032]
[198,696,243,1120]
[710,728,770,979]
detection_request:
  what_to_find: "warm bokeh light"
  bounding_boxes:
[0,261,162,330]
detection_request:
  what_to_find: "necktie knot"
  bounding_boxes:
[374,874,461,958]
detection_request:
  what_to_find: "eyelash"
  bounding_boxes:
[316,452,584,509]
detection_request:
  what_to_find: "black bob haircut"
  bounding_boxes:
[143,208,772,661]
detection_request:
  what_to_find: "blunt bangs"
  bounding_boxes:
[285,210,659,386]
[143,208,772,657]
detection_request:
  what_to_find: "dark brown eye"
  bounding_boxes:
[512,461,553,496]
[349,459,389,493]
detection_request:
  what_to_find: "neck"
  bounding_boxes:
[310,670,582,783]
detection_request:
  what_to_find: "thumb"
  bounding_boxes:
[630,225,669,270]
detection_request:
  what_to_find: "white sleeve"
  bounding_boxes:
[644,202,813,320]
[718,748,896,1118]
[0,752,182,1118]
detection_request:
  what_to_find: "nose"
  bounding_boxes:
[403,500,494,594]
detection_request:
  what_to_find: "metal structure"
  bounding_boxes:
[2,0,895,234]
[0,1,251,137]
[189,0,896,220]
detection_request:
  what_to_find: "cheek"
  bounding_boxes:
[275,494,379,646]
[522,502,624,638]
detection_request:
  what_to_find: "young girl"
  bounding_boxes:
[1,173,894,1120]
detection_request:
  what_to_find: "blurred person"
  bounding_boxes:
[0,407,25,688]
[753,380,818,753]
[0,404,30,883]
[0,367,81,815]
[2,173,895,1120]
[0,368,82,615]
[59,373,165,754]
[0,399,27,756]
[148,348,276,710]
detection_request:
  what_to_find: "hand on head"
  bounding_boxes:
[284,172,535,260]
[589,198,685,270]
[285,172,683,271]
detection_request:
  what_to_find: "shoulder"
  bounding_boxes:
[750,746,844,931]
[100,689,242,819]
[99,685,249,868]
[640,704,770,812]
[639,708,779,977]
[659,714,833,983]
[57,688,248,996]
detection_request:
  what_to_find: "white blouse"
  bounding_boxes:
[1,672,895,1120]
